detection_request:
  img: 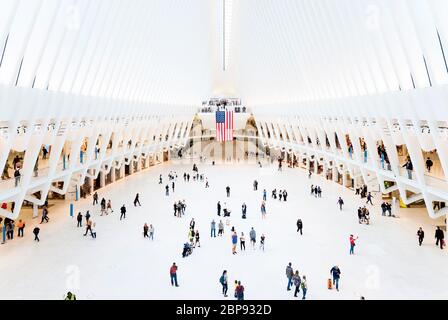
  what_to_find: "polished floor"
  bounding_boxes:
[0,161,447,300]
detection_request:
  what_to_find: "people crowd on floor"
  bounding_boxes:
[2,156,447,301]
[310,185,322,198]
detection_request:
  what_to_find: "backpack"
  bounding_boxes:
[219,275,225,284]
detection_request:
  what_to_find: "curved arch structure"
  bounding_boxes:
[1,0,448,220]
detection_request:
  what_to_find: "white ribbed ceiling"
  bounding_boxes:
[1,0,448,107]
[230,0,448,105]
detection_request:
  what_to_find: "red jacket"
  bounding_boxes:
[350,236,357,245]
[170,265,177,274]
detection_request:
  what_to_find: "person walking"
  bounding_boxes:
[260,234,265,251]
[195,230,201,248]
[297,219,303,235]
[235,281,245,300]
[286,263,294,291]
[211,220,216,238]
[263,189,267,201]
[17,220,25,237]
[189,218,195,230]
[6,222,14,240]
[120,205,126,220]
[76,212,83,227]
[134,193,141,207]
[435,226,445,249]
[84,220,93,237]
[366,192,374,205]
[232,231,238,254]
[107,200,113,213]
[337,197,344,211]
[170,263,179,287]
[42,146,48,159]
[143,223,149,238]
[240,232,246,251]
[40,207,49,224]
[172,181,175,193]
[165,185,169,196]
[249,227,256,249]
[218,220,224,236]
[217,201,221,216]
[293,270,301,298]
[242,203,247,219]
[14,168,21,187]
[426,157,434,172]
[261,201,266,219]
[220,270,228,297]
[85,211,91,223]
[381,202,387,216]
[173,202,178,217]
[226,186,230,197]
[417,227,424,246]
[33,226,40,242]
[90,222,97,239]
[402,157,413,179]
[330,266,341,291]
[149,224,154,240]
[349,234,358,255]
[301,275,308,300]
[100,198,106,216]
[93,192,98,205]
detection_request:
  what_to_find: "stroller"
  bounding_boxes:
[182,243,193,258]
[223,209,231,217]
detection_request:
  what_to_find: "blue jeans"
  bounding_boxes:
[287,277,292,290]
[350,244,355,255]
[149,232,154,240]
[407,169,412,180]
[170,274,178,286]
[333,278,339,290]
[302,288,307,299]
[211,228,216,237]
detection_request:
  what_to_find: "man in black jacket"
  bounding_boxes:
[402,157,413,179]
[426,157,433,172]
[435,227,444,249]
[417,227,424,246]
[76,212,83,227]
[297,219,303,235]
[120,205,126,220]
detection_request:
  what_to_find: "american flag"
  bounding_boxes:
[215,110,234,142]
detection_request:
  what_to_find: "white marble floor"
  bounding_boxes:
[0,162,447,300]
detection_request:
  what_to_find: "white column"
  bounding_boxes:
[342,170,347,187]
[100,171,106,188]
[332,165,338,182]
[88,170,94,193]
[33,203,39,219]
[120,164,125,179]
[110,168,116,183]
